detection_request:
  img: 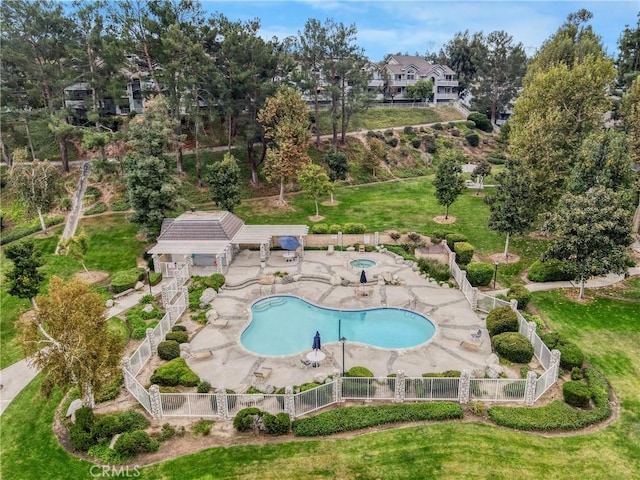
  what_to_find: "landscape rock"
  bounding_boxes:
[485,353,499,366]
[313,373,328,383]
[281,275,295,284]
[341,279,351,287]
[487,365,503,378]
[134,281,144,291]
[346,246,355,251]
[66,399,83,421]
[142,304,154,313]
[199,287,216,304]
[329,274,342,286]
[206,309,219,322]
[258,275,276,285]
[255,384,275,394]
[105,299,114,308]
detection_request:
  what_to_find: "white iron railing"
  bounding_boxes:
[404,377,460,401]
[470,378,526,402]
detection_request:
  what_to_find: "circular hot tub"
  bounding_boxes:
[350,259,377,269]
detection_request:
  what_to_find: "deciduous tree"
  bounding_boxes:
[60,229,90,272]
[616,12,639,89]
[206,153,242,212]
[543,186,633,299]
[19,276,122,406]
[433,150,465,219]
[297,163,333,218]
[406,79,434,105]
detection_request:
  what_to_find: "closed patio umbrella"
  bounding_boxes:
[360,269,367,284]
[312,331,321,351]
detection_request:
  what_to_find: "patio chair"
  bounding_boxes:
[358,244,365,252]
[471,329,482,342]
[300,358,312,370]
[327,244,334,255]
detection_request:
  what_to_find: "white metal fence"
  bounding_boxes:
[470,378,526,402]
[128,337,151,377]
[404,377,460,401]
[227,394,287,417]
[123,369,152,415]
[342,377,395,401]
[476,292,510,313]
[294,383,335,417]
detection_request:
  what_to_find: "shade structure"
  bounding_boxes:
[278,236,301,251]
[360,269,367,284]
[312,331,322,351]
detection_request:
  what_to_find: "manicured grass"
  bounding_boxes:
[0,214,147,368]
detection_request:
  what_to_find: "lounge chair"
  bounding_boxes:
[300,358,312,370]
[253,367,272,384]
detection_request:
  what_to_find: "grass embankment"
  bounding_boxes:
[0,214,146,368]
[2,281,638,479]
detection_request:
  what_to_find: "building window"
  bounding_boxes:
[407,74,414,80]
[445,75,452,80]
[395,74,402,81]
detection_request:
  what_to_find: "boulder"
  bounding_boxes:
[142,304,154,314]
[255,384,275,394]
[258,275,276,285]
[313,373,328,384]
[292,274,302,282]
[206,309,219,322]
[487,365,503,378]
[281,275,295,284]
[341,279,351,287]
[199,287,216,305]
[329,275,342,286]
[346,246,355,251]
[471,368,486,378]
[105,299,114,308]
[134,281,144,291]
[66,399,83,421]
[485,353,499,366]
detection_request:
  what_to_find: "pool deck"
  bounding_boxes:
[187,249,493,391]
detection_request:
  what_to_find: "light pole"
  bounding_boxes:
[493,261,499,290]
[340,337,346,376]
[146,268,153,297]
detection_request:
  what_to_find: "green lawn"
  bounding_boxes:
[0,214,147,368]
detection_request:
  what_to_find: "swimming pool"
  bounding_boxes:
[350,259,377,269]
[241,295,436,356]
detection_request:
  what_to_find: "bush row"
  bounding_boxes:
[465,262,493,286]
[486,306,518,336]
[527,259,573,282]
[84,202,108,216]
[488,367,611,431]
[292,402,464,436]
[233,407,291,435]
[0,216,65,245]
[492,332,534,363]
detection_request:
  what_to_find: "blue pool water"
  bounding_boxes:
[350,259,376,268]
[241,295,436,356]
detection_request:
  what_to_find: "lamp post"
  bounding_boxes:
[146,268,153,297]
[493,261,499,290]
[340,337,346,376]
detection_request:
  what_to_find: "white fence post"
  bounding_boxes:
[394,371,406,403]
[551,349,562,378]
[334,373,343,403]
[146,328,158,355]
[526,321,537,342]
[510,298,519,311]
[458,370,470,404]
[471,287,478,311]
[524,371,538,406]
[285,386,296,418]
[149,385,163,419]
[216,387,229,419]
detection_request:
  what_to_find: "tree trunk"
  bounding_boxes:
[330,191,334,204]
[314,90,321,147]
[81,261,89,273]
[37,206,46,234]
[0,132,11,166]
[445,205,449,219]
[503,232,510,259]
[24,118,37,161]
[314,198,319,217]
[30,297,38,310]
[84,382,95,408]
[57,135,69,173]
[340,78,347,145]
[278,178,285,205]
[579,278,585,299]
[176,144,183,174]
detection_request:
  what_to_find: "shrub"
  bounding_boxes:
[113,430,159,459]
[465,262,494,286]
[492,332,534,363]
[292,403,463,436]
[507,284,532,309]
[417,258,450,282]
[423,135,437,153]
[384,129,394,136]
[149,272,162,286]
[311,223,329,234]
[347,366,374,377]
[150,358,200,387]
[465,131,480,147]
[432,123,443,130]
[69,424,94,451]
[386,137,399,147]
[74,406,95,431]
[450,128,460,137]
[486,306,519,336]
[411,138,422,148]
[454,242,474,265]
[329,224,342,234]
[172,325,187,332]
[527,259,573,282]
[157,340,180,360]
[389,231,402,243]
[445,233,468,249]
[465,120,476,129]
[343,223,366,234]
[158,423,176,441]
[539,333,584,370]
[403,126,414,134]
[571,367,583,381]
[192,419,214,435]
[430,230,450,243]
[233,407,262,432]
[165,331,188,344]
[85,202,108,215]
[467,112,493,132]
[140,294,155,305]
[95,374,123,403]
[91,411,149,441]
[263,412,291,435]
[197,381,211,393]
[84,185,102,203]
[110,200,130,212]
[487,154,506,165]
[488,367,611,431]
[563,381,591,408]
[111,267,145,293]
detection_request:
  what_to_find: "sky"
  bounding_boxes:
[202,0,639,61]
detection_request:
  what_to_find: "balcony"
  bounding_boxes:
[435,92,458,101]
[435,80,458,87]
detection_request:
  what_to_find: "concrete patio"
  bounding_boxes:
[186,249,492,391]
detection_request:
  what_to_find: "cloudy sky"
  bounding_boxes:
[203,0,638,61]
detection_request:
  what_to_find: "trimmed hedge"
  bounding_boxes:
[445,233,468,249]
[292,402,464,436]
[233,407,262,432]
[492,332,534,363]
[347,366,374,377]
[343,223,366,234]
[507,284,532,309]
[417,258,451,282]
[454,242,474,265]
[113,430,159,459]
[465,131,480,147]
[84,202,108,215]
[467,112,493,132]
[539,333,585,370]
[263,412,291,435]
[527,259,573,282]
[465,262,494,286]
[329,224,342,234]
[150,358,199,387]
[465,120,476,129]
[157,340,180,360]
[311,223,329,234]
[111,267,145,293]
[165,331,188,344]
[563,381,591,408]
[488,367,611,431]
[485,306,518,336]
